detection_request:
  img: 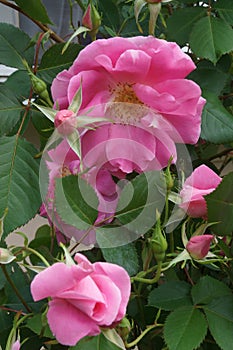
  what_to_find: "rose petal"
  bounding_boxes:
[47,298,100,346]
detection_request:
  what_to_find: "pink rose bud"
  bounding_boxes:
[186,234,213,260]
[82,2,101,40]
[54,109,76,135]
[12,340,20,350]
[146,0,162,3]
[31,253,131,346]
[179,165,222,218]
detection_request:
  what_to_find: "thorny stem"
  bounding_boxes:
[0,0,64,43]
[1,265,32,313]
[33,32,47,74]
[0,305,27,315]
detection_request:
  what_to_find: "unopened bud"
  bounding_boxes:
[186,235,213,260]
[117,317,131,340]
[54,109,77,135]
[0,248,16,264]
[30,74,53,106]
[150,211,167,262]
[165,160,174,192]
[82,1,101,40]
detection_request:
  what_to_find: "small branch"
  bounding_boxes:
[1,265,32,313]
[0,0,64,43]
[208,147,233,161]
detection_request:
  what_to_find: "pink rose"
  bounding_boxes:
[179,165,222,218]
[51,36,205,171]
[54,109,76,135]
[186,234,214,259]
[30,253,131,346]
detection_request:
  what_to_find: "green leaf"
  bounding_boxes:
[101,242,139,276]
[0,23,34,69]
[191,276,232,305]
[4,70,31,101]
[116,171,165,228]
[167,7,205,46]
[55,175,98,231]
[96,171,165,248]
[164,306,208,350]
[14,0,52,24]
[188,61,230,95]
[148,281,192,311]
[3,263,38,312]
[37,43,83,85]
[204,295,233,350]
[0,86,24,136]
[62,26,90,54]
[0,136,41,237]
[70,333,124,350]
[190,16,233,64]
[26,314,53,338]
[214,0,233,26]
[205,172,233,235]
[201,91,233,143]
[0,310,14,349]
[99,0,121,32]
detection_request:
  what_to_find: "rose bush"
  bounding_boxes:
[0,1,233,350]
[31,253,131,346]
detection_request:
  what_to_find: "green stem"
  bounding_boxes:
[6,313,32,350]
[1,265,32,313]
[131,261,162,284]
[125,324,161,348]
[24,247,50,267]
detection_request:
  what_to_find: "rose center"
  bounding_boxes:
[107,82,147,124]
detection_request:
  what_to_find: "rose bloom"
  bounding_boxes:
[30,253,131,346]
[179,165,222,218]
[51,36,205,173]
[186,234,214,259]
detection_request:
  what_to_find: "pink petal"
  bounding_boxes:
[51,69,73,109]
[134,81,204,144]
[113,49,151,82]
[31,263,92,301]
[47,298,100,346]
[31,263,75,301]
[94,262,131,322]
[185,165,222,190]
[67,70,110,109]
[92,274,121,325]
[72,37,136,72]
